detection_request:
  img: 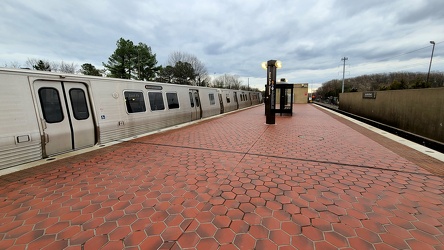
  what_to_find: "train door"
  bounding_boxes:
[34,81,95,157]
[218,93,224,114]
[189,89,202,120]
[233,91,239,109]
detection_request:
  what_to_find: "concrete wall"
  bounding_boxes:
[293,84,309,104]
[339,88,444,143]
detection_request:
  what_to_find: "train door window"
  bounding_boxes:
[166,92,179,109]
[194,92,200,107]
[226,93,231,103]
[38,88,64,123]
[189,92,194,107]
[209,93,215,105]
[69,88,89,120]
[124,91,146,113]
[148,92,165,111]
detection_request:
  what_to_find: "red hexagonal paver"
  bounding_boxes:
[215,228,236,244]
[324,231,349,248]
[140,235,163,250]
[234,233,256,249]
[291,235,314,249]
[239,203,255,213]
[2,104,444,250]
[213,215,231,228]
[227,209,244,220]
[177,232,200,248]
[161,226,183,241]
[196,223,217,238]
[269,230,291,245]
[196,238,220,250]
[355,227,382,243]
[291,214,311,227]
[210,205,228,215]
[145,222,166,236]
[250,225,269,239]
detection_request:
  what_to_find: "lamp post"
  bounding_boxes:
[262,60,282,124]
[426,41,436,86]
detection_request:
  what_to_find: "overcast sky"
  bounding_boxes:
[1,0,443,90]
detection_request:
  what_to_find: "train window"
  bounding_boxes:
[69,88,89,120]
[226,94,231,103]
[189,92,194,107]
[209,93,216,105]
[124,91,146,113]
[39,88,64,123]
[166,92,179,109]
[194,92,200,107]
[148,92,165,111]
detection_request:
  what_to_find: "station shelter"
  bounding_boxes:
[274,82,309,115]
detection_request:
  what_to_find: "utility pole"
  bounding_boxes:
[426,41,435,86]
[341,57,348,93]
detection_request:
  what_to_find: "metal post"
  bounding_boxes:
[248,77,249,91]
[265,60,277,124]
[341,57,348,93]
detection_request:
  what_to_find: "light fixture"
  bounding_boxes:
[261,62,267,70]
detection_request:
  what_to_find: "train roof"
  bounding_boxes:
[0,67,259,92]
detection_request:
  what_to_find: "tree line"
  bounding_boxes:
[316,71,444,100]
[3,37,259,91]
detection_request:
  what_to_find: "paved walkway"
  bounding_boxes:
[0,104,443,249]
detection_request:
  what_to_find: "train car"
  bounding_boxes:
[217,89,237,113]
[250,92,262,106]
[0,68,263,170]
[237,91,253,110]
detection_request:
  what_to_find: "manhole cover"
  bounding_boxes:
[298,135,324,141]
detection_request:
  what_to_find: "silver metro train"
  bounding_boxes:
[0,68,263,170]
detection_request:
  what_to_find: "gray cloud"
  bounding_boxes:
[396,0,444,24]
[0,0,443,90]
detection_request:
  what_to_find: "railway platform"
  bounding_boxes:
[0,104,443,249]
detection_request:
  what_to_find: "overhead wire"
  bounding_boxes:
[346,40,444,75]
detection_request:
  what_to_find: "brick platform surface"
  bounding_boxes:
[0,104,443,249]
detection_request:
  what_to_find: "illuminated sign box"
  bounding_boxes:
[145,85,162,90]
[363,92,376,99]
